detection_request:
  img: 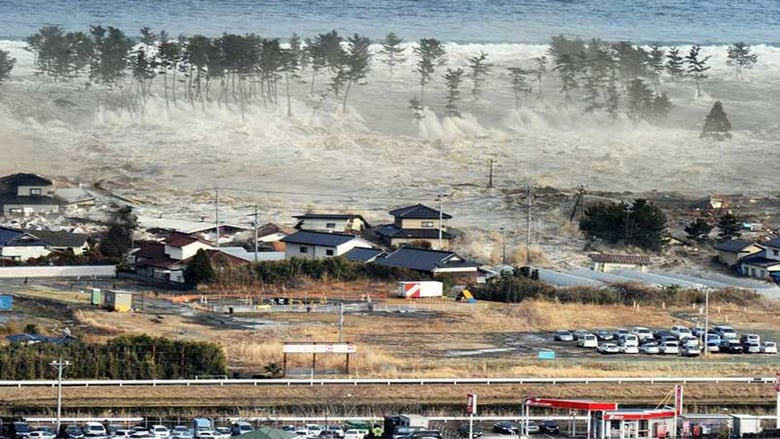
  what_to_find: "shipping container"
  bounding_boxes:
[103,290,135,312]
[0,295,12,311]
[90,288,102,306]
[397,281,443,298]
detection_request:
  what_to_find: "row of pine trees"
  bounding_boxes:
[0,27,760,123]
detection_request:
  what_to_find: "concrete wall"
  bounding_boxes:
[0,265,116,278]
[0,246,51,261]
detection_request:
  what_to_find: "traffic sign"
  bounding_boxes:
[467,393,478,415]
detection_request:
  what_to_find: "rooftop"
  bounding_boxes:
[388,204,452,220]
[342,247,384,263]
[0,173,53,188]
[376,246,478,272]
[589,254,652,265]
[281,230,360,247]
[714,240,762,253]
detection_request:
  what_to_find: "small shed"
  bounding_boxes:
[590,254,651,273]
[90,288,102,306]
[103,290,135,312]
[731,415,762,438]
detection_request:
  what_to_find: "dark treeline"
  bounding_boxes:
[12,26,761,122]
[184,255,423,287]
[471,271,763,307]
[0,335,227,380]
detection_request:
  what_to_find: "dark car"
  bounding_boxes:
[539,421,560,435]
[492,422,520,435]
[60,425,85,439]
[11,423,33,439]
[457,424,483,438]
[407,430,442,439]
[595,329,613,341]
[720,340,743,353]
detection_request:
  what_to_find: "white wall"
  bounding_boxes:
[165,241,213,260]
[0,246,50,261]
[284,239,372,260]
[298,218,350,232]
[335,239,373,255]
[15,185,53,196]
[0,265,116,278]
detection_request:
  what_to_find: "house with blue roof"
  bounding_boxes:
[280,230,374,260]
[375,246,481,279]
[740,237,780,281]
[376,203,453,250]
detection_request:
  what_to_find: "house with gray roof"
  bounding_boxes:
[0,173,61,216]
[375,246,480,278]
[740,237,780,280]
[293,213,370,233]
[342,247,385,263]
[377,203,452,250]
[280,230,374,260]
[0,227,50,261]
[590,253,652,272]
[714,240,764,267]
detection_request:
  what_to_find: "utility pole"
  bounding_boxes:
[437,193,447,250]
[500,227,507,265]
[338,303,345,344]
[215,188,221,248]
[50,356,71,433]
[526,185,534,256]
[487,159,494,189]
[704,289,709,357]
[249,205,259,264]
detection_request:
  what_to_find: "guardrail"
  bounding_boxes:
[0,376,775,388]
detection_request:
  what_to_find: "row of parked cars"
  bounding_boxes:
[553,324,778,357]
[5,422,255,439]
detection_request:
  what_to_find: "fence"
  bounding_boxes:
[0,265,116,279]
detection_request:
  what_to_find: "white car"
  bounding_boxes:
[762,341,778,354]
[620,334,639,347]
[577,334,598,348]
[305,425,323,439]
[640,343,660,354]
[130,432,154,439]
[325,426,344,438]
[713,325,737,339]
[214,428,231,439]
[114,430,134,438]
[671,325,692,339]
[620,344,639,354]
[680,336,699,348]
[660,341,680,355]
[29,432,56,439]
[170,427,192,439]
[151,426,170,439]
[681,345,701,357]
[343,430,362,439]
[631,327,654,341]
[597,343,619,354]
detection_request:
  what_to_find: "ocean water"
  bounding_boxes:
[0,0,779,44]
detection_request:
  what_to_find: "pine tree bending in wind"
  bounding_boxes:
[685,45,710,97]
[468,51,491,99]
[443,67,464,117]
[506,67,531,110]
[413,38,446,110]
[378,32,405,76]
[337,34,371,113]
[665,47,685,80]
[533,56,547,101]
[701,101,732,140]
[726,42,758,80]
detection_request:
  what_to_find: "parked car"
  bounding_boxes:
[614,328,630,338]
[620,334,639,348]
[11,422,33,439]
[660,341,679,355]
[60,425,85,439]
[524,423,540,435]
[713,325,738,339]
[654,330,676,344]
[762,341,778,354]
[671,325,692,339]
[84,424,108,439]
[230,423,254,437]
[720,339,743,353]
[539,421,560,435]
[572,330,591,340]
[742,342,761,353]
[304,426,323,439]
[392,427,424,439]
[151,426,170,439]
[343,431,362,439]
[553,330,574,342]
[681,345,701,357]
[595,329,614,341]
[406,430,442,439]
[640,343,660,354]
[114,431,134,439]
[740,334,760,345]
[680,336,699,348]
[324,427,343,439]
[214,428,231,439]
[130,432,155,439]
[457,424,483,438]
[706,333,722,345]
[171,427,192,439]
[706,341,720,353]
[577,334,598,348]
[619,343,639,354]
[631,327,654,341]
[492,422,521,435]
[29,432,56,439]
[598,343,620,354]
[691,326,705,337]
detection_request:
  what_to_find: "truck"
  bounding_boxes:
[397,281,443,298]
[383,415,429,439]
[192,419,214,438]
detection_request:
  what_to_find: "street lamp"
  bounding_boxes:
[50,357,72,433]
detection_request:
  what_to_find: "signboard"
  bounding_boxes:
[674,384,684,416]
[683,420,691,437]
[0,295,12,311]
[537,350,556,360]
[775,372,780,392]
[466,393,478,415]
[283,343,356,354]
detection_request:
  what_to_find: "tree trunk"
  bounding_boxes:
[285,71,292,117]
[172,67,177,105]
[310,69,317,96]
[342,80,352,113]
[163,73,169,109]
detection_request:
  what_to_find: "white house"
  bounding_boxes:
[163,233,214,260]
[293,213,370,233]
[280,230,373,260]
[0,227,50,261]
[740,237,780,280]
[0,173,61,216]
[590,254,651,273]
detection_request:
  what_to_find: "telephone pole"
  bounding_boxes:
[215,188,221,248]
[249,205,259,264]
[437,193,448,250]
[487,159,494,189]
[50,357,71,433]
[526,185,534,255]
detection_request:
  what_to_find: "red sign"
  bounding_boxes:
[674,384,684,416]
[467,393,477,415]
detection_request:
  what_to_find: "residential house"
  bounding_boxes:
[375,203,452,250]
[280,230,373,260]
[134,233,215,282]
[714,240,764,267]
[0,173,61,216]
[0,226,89,261]
[0,227,50,261]
[741,237,780,281]
[293,213,369,233]
[342,247,385,263]
[136,215,250,243]
[23,229,89,255]
[375,246,481,279]
[590,254,652,273]
[254,223,295,251]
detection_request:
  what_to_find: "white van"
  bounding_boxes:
[713,325,737,339]
[621,334,639,347]
[631,327,654,341]
[671,325,692,339]
[577,334,598,348]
